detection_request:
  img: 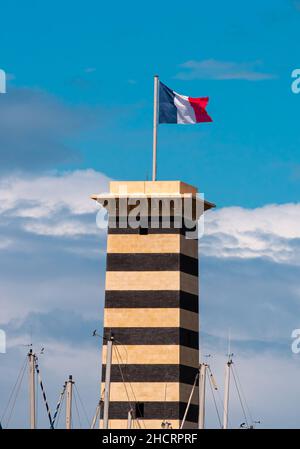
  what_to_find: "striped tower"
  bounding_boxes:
[92,181,214,429]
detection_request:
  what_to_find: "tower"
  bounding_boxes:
[92,180,214,429]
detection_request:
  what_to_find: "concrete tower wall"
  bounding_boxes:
[93,181,213,429]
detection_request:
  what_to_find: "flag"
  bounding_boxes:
[159,81,212,124]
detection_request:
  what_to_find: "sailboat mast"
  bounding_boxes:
[198,364,207,429]
[127,409,133,429]
[223,358,232,429]
[65,375,74,429]
[103,337,113,429]
[28,349,36,429]
[91,401,102,429]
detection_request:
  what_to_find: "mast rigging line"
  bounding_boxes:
[231,364,249,428]
[207,367,222,428]
[74,383,90,427]
[34,356,53,429]
[1,356,28,428]
[54,395,65,429]
[113,344,145,429]
[214,371,233,429]
[180,371,199,429]
[0,355,28,428]
[52,382,67,428]
[232,364,254,425]
[113,345,143,429]
[73,388,82,429]
[162,383,168,427]
[109,344,135,421]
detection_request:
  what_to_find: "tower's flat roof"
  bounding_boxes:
[109,181,198,195]
[91,180,215,211]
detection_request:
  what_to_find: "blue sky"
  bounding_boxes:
[1,0,300,429]
[2,0,300,206]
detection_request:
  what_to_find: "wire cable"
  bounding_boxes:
[74,383,90,427]
[114,345,145,429]
[207,369,222,428]
[180,372,199,429]
[5,358,27,428]
[231,364,249,427]
[34,356,53,428]
[115,344,146,429]
[232,364,254,425]
[54,386,66,429]
[73,389,82,429]
[0,355,28,426]
[36,365,39,428]
[113,346,140,428]
[52,382,67,428]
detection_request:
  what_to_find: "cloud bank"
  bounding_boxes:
[203,204,300,264]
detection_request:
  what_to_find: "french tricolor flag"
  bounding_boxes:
[159,81,212,124]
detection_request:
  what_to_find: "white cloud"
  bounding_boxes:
[0,169,299,259]
[176,59,276,81]
[202,203,300,264]
[0,169,110,237]
[0,169,109,216]
[23,220,97,237]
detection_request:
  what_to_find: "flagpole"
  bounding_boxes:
[152,75,159,181]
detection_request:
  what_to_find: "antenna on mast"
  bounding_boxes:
[227,329,233,361]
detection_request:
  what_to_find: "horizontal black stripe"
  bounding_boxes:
[108,226,187,235]
[101,364,198,385]
[108,217,198,236]
[108,215,198,227]
[103,328,199,349]
[106,253,198,275]
[100,401,198,422]
[104,291,198,313]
